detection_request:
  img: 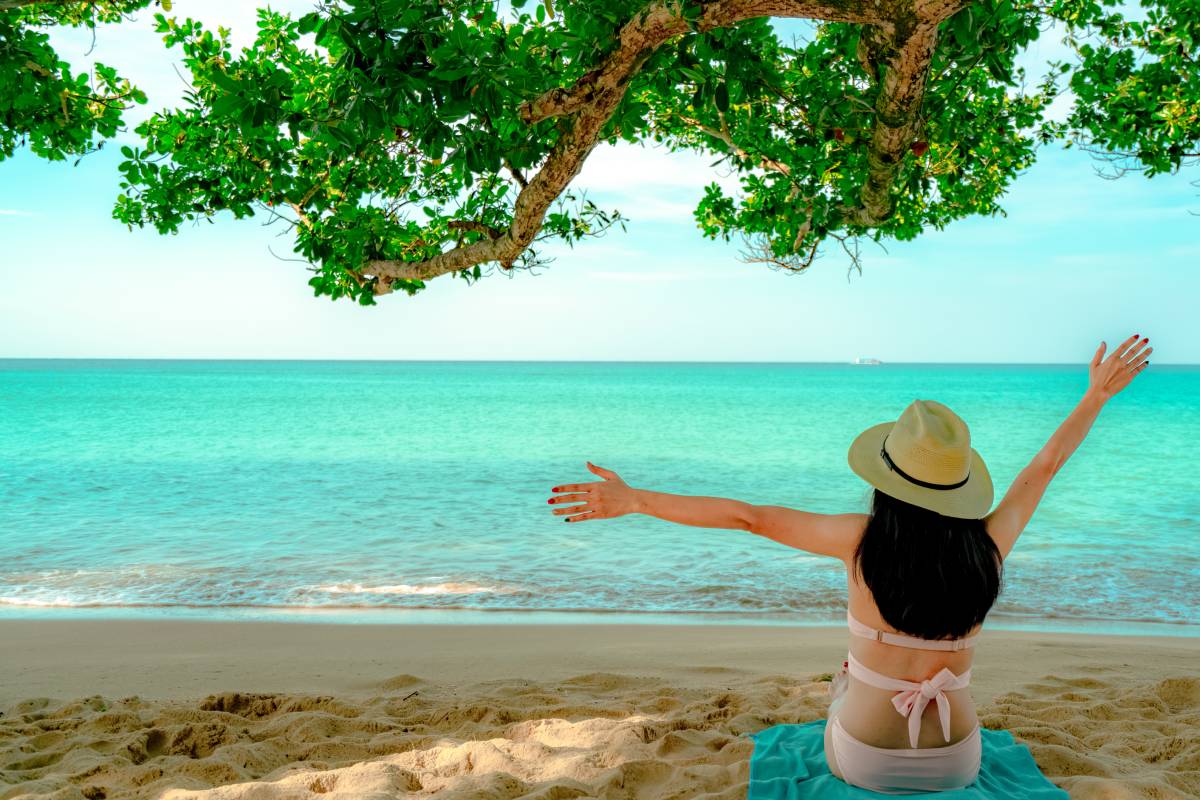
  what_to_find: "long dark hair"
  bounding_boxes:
[853,489,1003,640]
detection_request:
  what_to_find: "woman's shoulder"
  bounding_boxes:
[833,512,870,529]
[832,513,869,562]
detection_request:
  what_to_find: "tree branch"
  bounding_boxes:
[520,0,880,126]
[504,158,528,189]
[844,0,970,226]
[365,0,885,288]
[448,219,505,240]
[676,112,793,176]
[740,231,821,272]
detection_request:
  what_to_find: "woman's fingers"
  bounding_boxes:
[1121,339,1150,366]
[586,461,620,481]
[564,510,597,523]
[1127,346,1152,370]
[1112,333,1141,361]
[552,482,595,494]
[548,492,589,505]
[1091,341,1107,367]
[549,494,590,515]
[552,502,590,516]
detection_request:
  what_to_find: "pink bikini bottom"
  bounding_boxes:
[829,716,982,794]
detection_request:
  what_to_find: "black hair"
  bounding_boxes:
[853,489,1003,640]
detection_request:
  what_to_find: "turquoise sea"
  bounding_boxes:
[1,359,1197,633]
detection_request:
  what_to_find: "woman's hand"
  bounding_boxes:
[547,462,638,523]
[1087,333,1151,402]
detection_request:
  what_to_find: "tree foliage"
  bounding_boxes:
[3,0,1198,303]
[0,0,156,161]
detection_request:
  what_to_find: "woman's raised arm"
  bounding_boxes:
[548,462,859,560]
[985,333,1152,559]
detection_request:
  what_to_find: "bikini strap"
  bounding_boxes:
[847,611,979,652]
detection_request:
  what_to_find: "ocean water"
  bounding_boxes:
[1,359,1197,632]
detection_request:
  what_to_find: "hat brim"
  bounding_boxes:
[847,422,994,520]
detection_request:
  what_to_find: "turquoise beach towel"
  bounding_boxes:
[748,720,1068,799]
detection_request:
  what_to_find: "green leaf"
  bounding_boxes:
[211,93,244,117]
[951,8,975,52]
[210,70,240,93]
[326,124,354,147]
[297,12,320,35]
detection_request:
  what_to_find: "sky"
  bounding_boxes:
[0,1,1197,363]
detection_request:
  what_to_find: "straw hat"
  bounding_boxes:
[847,399,993,519]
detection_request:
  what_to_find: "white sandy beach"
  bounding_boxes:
[1,620,1197,799]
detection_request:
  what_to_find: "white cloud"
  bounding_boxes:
[614,196,701,224]
[545,241,644,261]
[575,142,743,196]
[0,209,33,217]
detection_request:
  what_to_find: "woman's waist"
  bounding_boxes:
[836,681,979,750]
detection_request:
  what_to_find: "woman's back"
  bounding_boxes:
[822,508,992,789]
[837,548,983,750]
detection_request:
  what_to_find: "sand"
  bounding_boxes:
[1,620,1197,799]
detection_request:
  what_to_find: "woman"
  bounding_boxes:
[547,334,1152,794]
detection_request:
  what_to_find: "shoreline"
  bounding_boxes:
[3,620,1197,799]
[2,606,1197,638]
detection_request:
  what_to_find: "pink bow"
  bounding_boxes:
[890,668,960,748]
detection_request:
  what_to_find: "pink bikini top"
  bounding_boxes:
[845,611,978,748]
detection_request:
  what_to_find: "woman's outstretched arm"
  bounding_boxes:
[985,333,1152,559]
[548,462,860,561]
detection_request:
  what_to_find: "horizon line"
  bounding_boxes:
[1,356,1195,367]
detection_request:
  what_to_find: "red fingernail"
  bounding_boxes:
[547,499,553,504]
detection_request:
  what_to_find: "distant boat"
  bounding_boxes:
[852,357,882,365]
